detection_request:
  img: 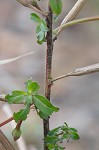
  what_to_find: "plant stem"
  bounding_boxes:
[16,120,23,130]
[44,6,53,150]
[0,117,13,127]
[53,16,99,37]
[52,63,99,82]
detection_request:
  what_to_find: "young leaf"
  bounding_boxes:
[5,91,27,104]
[69,128,78,132]
[25,80,40,94]
[30,13,42,23]
[37,31,45,41]
[33,95,59,119]
[13,106,30,122]
[45,123,80,149]
[36,25,41,33]
[25,95,33,105]
[49,0,62,15]
[48,126,61,136]
[70,132,80,140]
[25,79,33,89]
[37,40,44,45]
[40,22,48,32]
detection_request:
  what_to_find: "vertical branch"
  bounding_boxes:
[44,5,53,150]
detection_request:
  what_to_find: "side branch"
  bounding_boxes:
[0,95,7,102]
[53,0,87,41]
[25,0,47,17]
[61,0,87,25]
[52,63,99,82]
[0,117,14,127]
[17,0,47,17]
[53,16,99,37]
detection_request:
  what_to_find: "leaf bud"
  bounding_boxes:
[12,128,22,141]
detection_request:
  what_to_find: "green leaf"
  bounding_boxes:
[13,106,30,122]
[70,132,80,140]
[37,31,45,41]
[5,91,27,104]
[33,95,59,119]
[40,22,48,32]
[25,80,40,94]
[38,111,48,119]
[45,135,59,144]
[25,95,33,105]
[30,13,48,45]
[49,0,62,15]
[48,126,61,136]
[37,40,44,45]
[36,25,41,33]
[30,13,42,23]
[25,79,33,89]
[69,128,78,132]
[45,123,80,150]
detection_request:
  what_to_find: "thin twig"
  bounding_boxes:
[0,97,7,102]
[53,16,99,36]
[52,63,99,82]
[0,104,35,127]
[61,0,87,25]
[25,0,47,17]
[0,129,16,150]
[0,117,14,127]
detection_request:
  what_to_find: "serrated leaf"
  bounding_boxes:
[30,13,42,23]
[70,132,80,140]
[33,95,59,119]
[13,106,30,122]
[5,91,27,104]
[49,0,62,15]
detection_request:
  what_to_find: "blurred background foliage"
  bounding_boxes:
[0,0,99,150]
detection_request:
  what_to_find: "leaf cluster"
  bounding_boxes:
[45,122,80,150]
[5,80,59,123]
[30,0,62,44]
[31,13,48,44]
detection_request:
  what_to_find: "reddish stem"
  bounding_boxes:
[16,120,23,129]
[0,117,13,127]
